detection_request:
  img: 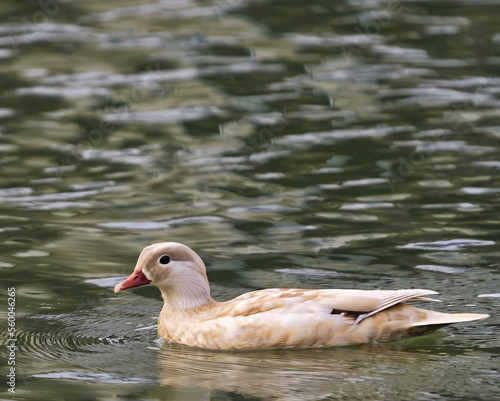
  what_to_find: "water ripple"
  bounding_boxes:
[40,62,282,90]
[421,203,481,210]
[461,187,500,195]
[398,239,495,251]
[82,149,151,165]
[275,268,342,277]
[315,64,435,82]
[415,265,468,274]
[16,86,108,99]
[340,203,394,210]
[0,107,15,118]
[474,161,500,169]
[394,140,495,153]
[342,178,388,187]
[99,216,225,230]
[33,371,147,384]
[286,33,383,47]
[16,317,122,363]
[104,106,223,124]
[228,205,300,213]
[0,186,128,207]
[281,126,414,145]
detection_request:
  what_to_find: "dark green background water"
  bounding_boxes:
[0,0,499,400]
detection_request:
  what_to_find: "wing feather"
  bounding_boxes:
[352,289,439,324]
[220,288,439,324]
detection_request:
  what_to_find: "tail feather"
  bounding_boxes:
[412,312,489,328]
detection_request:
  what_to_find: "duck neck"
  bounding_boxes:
[159,275,214,311]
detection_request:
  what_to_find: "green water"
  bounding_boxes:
[0,0,499,400]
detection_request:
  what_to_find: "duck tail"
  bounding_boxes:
[411,311,489,328]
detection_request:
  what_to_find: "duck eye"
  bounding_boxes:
[159,255,171,265]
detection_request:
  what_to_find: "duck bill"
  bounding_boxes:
[114,270,151,293]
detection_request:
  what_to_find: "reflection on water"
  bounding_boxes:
[153,341,496,401]
[1,0,500,400]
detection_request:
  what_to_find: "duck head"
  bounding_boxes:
[114,242,212,310]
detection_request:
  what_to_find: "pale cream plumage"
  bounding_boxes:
[114,242,489,350]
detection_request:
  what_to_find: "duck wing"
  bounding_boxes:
[329,289,440,324]
[221,288,439,323]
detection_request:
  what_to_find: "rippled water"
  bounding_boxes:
[0,0,499,400]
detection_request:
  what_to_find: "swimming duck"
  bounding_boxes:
[114,242,489,350]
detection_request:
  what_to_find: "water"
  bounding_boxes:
[0,0,499,400]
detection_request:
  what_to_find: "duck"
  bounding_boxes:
[114,242,489,350]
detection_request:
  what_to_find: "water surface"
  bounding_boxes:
[0,0,499,400]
